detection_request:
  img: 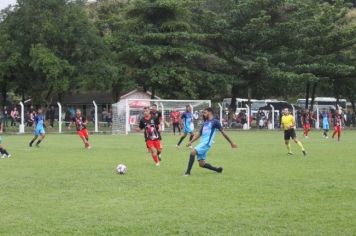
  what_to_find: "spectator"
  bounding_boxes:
[102,108,108,125]
[107,109,112,127]
[3,106,8,127]
[10,107,19,127]
[49,106,55,128]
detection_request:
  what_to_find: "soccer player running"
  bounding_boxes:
[29,109,46,147]
[301,109,311,138]
[321,111,329,138]
[68,109,91,149]
[170,108,181,135]
[0,110,11,158]
[176,105,194,148]
[281,108,307,156]
[332,111,342,142]
[184,107,237,176]
[136,107,162,166]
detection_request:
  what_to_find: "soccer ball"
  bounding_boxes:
[116,164,127,175]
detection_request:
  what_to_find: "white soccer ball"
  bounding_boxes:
[116,164,127,175]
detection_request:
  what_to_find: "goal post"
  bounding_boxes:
[112,99,211,134]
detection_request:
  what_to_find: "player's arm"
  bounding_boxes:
[186,132,201,147]
[134,120,144,132]
[220,130,237,148]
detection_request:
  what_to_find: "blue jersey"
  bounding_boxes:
[322,113,329,125]
[181,112,193,130]
[199,119,223,147]
[35,115,45,129]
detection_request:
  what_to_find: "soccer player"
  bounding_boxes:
[281,108,306,156]
[321,111,329,138]
[0,110,11,158]
[176,105,194,148]
[29,109,46,147]
[68,109,91,149]
[136,107,162,166]
[301,109,311,138]
[332,111,342,142]
[170,108,181,135]
[184,107,237,176]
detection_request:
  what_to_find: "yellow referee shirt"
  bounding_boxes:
[281,114,295,130]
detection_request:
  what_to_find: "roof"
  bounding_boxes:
[119,89,161,100]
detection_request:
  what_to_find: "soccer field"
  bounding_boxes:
[1,131,355,235]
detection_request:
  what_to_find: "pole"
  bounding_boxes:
[161,103,165,131]
[270,104,275,130]
[57,102,62,133]
[218,103,223,125]
[125,99,129,134]
[316,105,320,129]
[19,102,25,133]
[246,104,250,129]
[93,101,98,133]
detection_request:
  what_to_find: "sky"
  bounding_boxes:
[0,0,16,11]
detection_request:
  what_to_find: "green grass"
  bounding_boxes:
[0,131,356,235]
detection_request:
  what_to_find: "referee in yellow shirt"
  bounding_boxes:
[281,108,307,156]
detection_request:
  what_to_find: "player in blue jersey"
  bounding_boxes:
[321,111,329,138]
[176,105,194,148]
[184,107,237,176]
[29,109,46,147]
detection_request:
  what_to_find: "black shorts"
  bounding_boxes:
[284,129,296,140]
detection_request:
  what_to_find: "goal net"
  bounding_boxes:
[112,99,211,134]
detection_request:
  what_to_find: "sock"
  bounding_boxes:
[338,132,340,141]
[297,141,305,151]
[286,143,292,153]
[189,134,194,141]
[0,148,4,154]
[2,149,9,155]
[177,136,185,146]
[29,140,35,146]
[186,154,195,174]
[36,140,42,145]
[152,154,159,163]
[203,163,219,172]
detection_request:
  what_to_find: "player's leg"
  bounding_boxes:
[177,124,181,135]
[0,143,11,158]
[29,135,39,147]
[173,123,176,135]
[84,129,91,148]
[184,149,197,175]
[337,126,341,141]
[292,133,306,156]
[149,145,160,165]
[332,126,337,139]
[189,132,194,141]
[195,144,222,173]
[35,133,45,147]
[284,131,292,154]
[176,132,188,147]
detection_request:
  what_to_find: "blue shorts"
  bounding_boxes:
[323,123,329,130]
[184,128,193,134]
[34,127,45,136]
[194,143,211,160]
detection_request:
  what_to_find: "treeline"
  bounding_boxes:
[0,0,355,108]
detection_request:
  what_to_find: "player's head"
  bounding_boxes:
[76,109,82,117]
[203,107,214,120]
[283,108,289,115]
[37,109,42,115]
[186,105,192,112]
[151,104,157,112]
[143,107,150,117]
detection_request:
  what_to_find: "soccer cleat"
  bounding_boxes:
[184,172,190,176]
[176,145,180,149]
[7,154,11,158]
[287,152,294,155]
[217,167,223,173]
[302,150,307,156]
[155,162,160,166]
[1,154,5,159]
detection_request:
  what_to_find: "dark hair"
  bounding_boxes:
[152,104,157,107]
[204,107,214,114]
